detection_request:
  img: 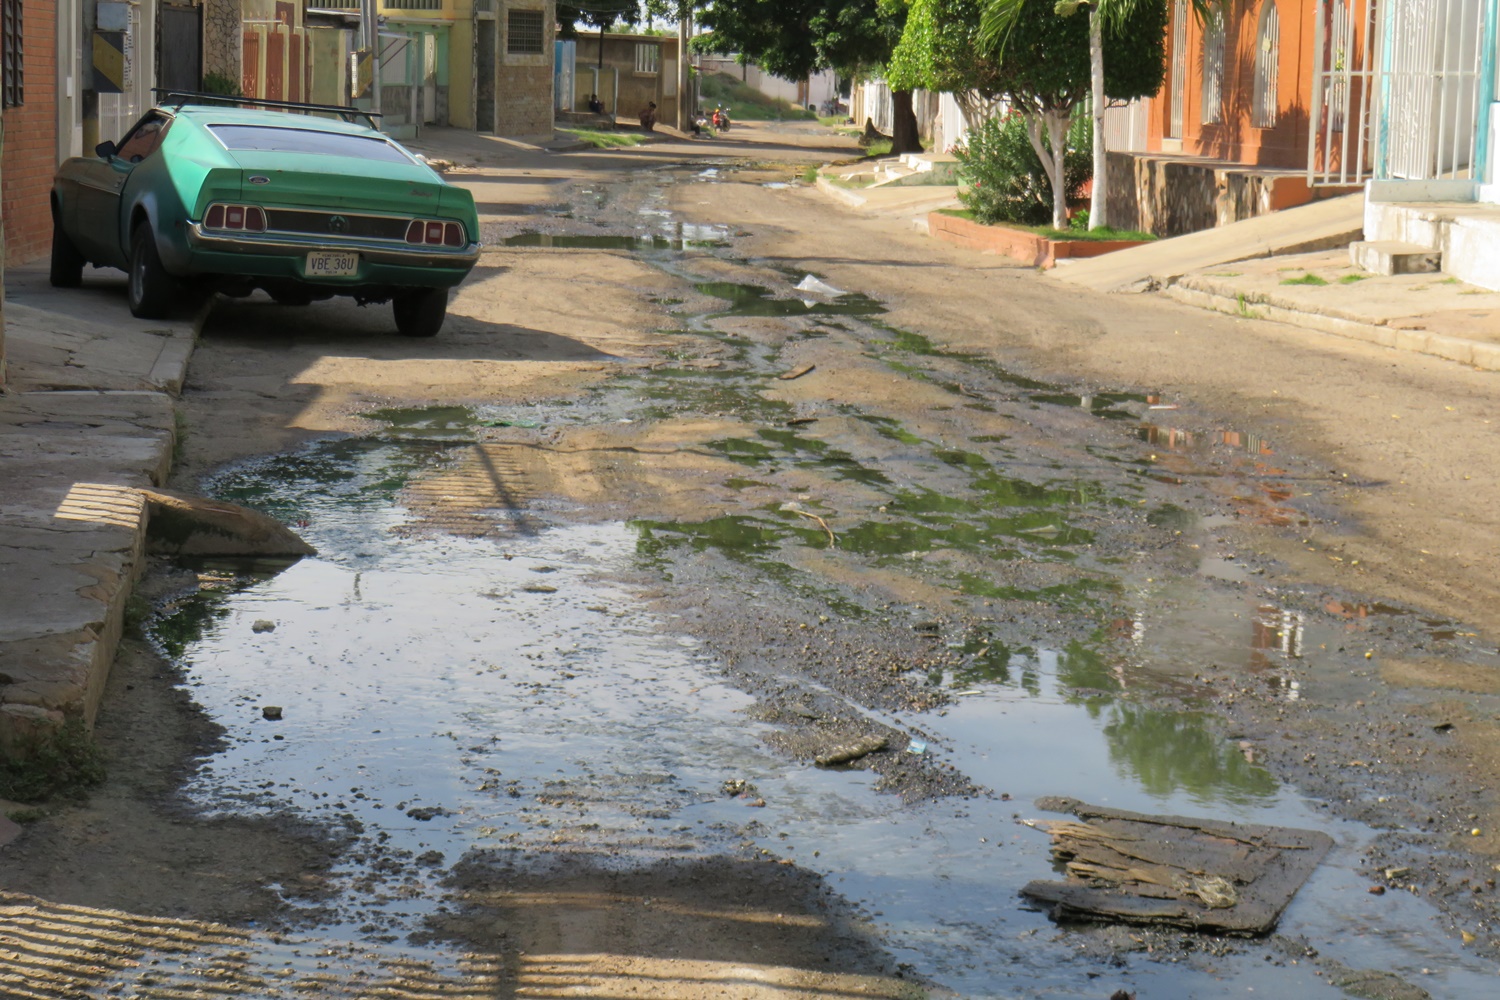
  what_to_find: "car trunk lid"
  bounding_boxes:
[225,151,449,217]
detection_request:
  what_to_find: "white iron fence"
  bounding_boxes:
[1310,0,1488,186]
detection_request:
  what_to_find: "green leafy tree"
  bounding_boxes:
[697,0,922,152]
[955,110,1091,225]
[983,0,1181,229]
[889,0,1009,132]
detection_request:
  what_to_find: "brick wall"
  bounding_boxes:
[3,0,58,265]
[493,0,554,139]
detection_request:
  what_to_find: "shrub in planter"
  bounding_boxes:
[954,113,1091,226]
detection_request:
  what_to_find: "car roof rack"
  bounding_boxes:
[152,90,383,130]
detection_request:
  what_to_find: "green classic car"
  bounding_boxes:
[50,95,481,337]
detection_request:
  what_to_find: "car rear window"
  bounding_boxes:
[208,125,413,163]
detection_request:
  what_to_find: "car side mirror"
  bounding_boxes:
[95,140,117,159]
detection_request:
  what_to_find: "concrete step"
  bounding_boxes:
[1364,201,1500,291]
[1350,240,1442,275]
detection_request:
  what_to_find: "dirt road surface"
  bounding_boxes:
[2,121,1498,999]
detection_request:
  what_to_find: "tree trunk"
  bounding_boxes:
[1044,110,1069,231]
[1022,111,1069,232]
[890,89,923,155]
[1089,9,1108,230]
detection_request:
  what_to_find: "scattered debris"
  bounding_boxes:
[479,417,541,428]
[780,502,836,547]
[778,364,816,381]
[815,734,888,767]
[406,806,454,821]
[1020,797,1332,933]
[523,584,559,594]
[261,706,283,721]
[251,620,276,633]
[906,739,927,755]
[786,416,819,426]
[795,275,846,297]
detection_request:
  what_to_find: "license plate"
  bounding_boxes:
[305,251,359,277]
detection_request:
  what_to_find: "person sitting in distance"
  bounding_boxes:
[639,101,657,131]
[588,94,604,114]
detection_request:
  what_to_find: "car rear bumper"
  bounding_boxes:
[177,224,481,287]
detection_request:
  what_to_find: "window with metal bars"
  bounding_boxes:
[1252,0,1281,129]
[1200,6,1225,125]
[2,0,22,108]
[634,44,659,75]
[507,9,544,55]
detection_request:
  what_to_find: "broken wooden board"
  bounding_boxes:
[1019,796,1333,934]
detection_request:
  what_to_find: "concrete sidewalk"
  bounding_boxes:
[0,263,201,753]
[1165,249,1500,372]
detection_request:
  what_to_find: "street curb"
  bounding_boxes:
[1165,276,1500,372]
[0,296,206,758]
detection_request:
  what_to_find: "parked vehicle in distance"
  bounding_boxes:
[50,92,481,337]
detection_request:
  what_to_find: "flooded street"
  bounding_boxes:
[7,127,1500,999]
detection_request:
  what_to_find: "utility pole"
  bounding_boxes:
[676,6,691,132]
[362,0,382,116]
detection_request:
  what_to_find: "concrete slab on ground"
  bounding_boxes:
[1052,193,1365,293]
[815,175,959,217]
[0,263,198,753]
[1165,249,1500,371]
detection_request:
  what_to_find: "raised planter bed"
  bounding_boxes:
[927,212,1150,268]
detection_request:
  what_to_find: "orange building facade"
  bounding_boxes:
[1150,0,1323,169]
[1110,0,1372,236]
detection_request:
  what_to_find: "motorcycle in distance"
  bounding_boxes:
[711,107,732,132]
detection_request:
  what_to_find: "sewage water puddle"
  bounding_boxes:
[133,437,1499,998]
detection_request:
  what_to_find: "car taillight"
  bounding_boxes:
[205,203,266,232]
[406,219,466,247]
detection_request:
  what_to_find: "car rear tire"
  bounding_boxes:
[50,209,85,289]
[128,225,177,319]
[393,287,448,338]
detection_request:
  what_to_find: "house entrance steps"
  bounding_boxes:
[1361,202,1500,291]
[1349,241,1442,276]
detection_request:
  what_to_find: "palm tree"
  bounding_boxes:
[982,0,1210,231]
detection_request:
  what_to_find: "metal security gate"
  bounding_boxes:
[158,3,202,94]
[1310,0,1489,185]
